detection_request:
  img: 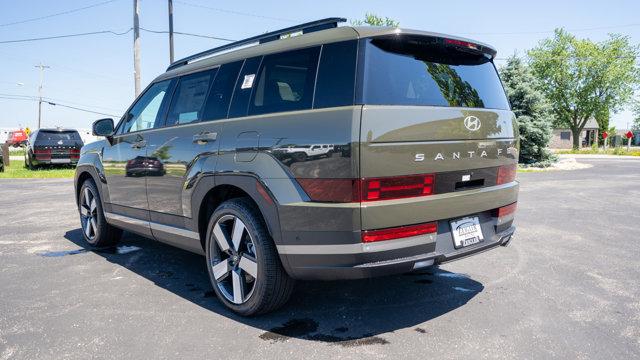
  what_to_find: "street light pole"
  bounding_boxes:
[133,0,141,96]
[35,62,50,129]
[168,0,174,64]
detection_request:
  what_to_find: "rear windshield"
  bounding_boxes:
[361,36,510,110]
[36,131,81,141]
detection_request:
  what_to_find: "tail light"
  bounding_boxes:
[70,148,80,159]
[362,174,434,202]
[496,164,516,185]
[34,148,51,159]
[496,202,517,218]
[295,179,360,203]
[296,173,435,203]
[362,222,437,243]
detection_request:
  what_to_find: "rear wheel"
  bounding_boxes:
[78,179,121,247]
[205,198,294,316]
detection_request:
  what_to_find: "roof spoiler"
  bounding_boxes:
[166,17,347,71]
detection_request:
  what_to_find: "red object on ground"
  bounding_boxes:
[626,131,633,139]
[602,131,608,139]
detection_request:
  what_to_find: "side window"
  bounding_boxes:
[165,70,215,127]
[314,41,357,109]
[228,57,263,118]
[249,47,320,116]
[120,80,172,134]
[202,61,243,121]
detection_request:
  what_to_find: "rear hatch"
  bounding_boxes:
[358,34,518,228]
[35,130,83,162]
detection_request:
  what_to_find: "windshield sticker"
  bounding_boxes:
[241,74,255,89]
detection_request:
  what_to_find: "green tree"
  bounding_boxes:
[352,13,399,27]
[499,55,555,164]
[528,29,640,149]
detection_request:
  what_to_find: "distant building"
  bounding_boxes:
[549,118,599,149]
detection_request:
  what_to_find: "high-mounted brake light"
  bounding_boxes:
[444,38,479,50]
[496,202,517,218]
[496,164,516,185]
[362,222,437,243]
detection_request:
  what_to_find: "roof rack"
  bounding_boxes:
[166,17,347,71]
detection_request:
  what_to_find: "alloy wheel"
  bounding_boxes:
[79,187,98,241]
[210,214,258,304]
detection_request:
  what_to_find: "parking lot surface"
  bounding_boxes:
[1,159,639,359]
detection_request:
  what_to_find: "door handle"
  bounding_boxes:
[193,132,217,144]
[131,140,147,149]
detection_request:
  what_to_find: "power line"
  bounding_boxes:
[0,27,233,44]
[174,0,299,23]
[0,93,119,117]
[45,101,118,117]
[0,29,132,44]
[140,27,235,42]
[0,0,120,27]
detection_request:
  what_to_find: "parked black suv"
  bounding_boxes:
[25,128,83,169]
[74,18,519,315]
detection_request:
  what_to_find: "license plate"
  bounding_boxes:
[450,216,484,249]
[50,158,70,164]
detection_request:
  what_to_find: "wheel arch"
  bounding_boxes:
[193,175,282,253]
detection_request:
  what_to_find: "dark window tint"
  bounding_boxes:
[36,131,81,141]
[119,80,173,134]
[165,70,215,126]
[362,37,509,110]
[314,41,357,108]
[228,57,262,118]
[202,61,243,121]
[250,47,320,116]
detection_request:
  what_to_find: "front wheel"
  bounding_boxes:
[78,179,122,247]
[205,198,294,316]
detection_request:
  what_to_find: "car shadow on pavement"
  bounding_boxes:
[64,228,483,346]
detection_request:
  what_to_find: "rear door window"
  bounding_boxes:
[249,47,320,116]
[202,61,243,121]
[165,70,215,126]
[314,41,357,109]
[36,131,81,141]
[362,36,509,110]
[229,57,263,118]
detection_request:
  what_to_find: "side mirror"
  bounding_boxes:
[92,118,114,137]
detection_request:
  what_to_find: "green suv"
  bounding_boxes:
[74,18,519,316]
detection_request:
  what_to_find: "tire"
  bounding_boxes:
[78,179,122,247]
[25,154,35,170]
[205,197,294,316]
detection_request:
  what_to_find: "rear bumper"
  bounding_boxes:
[281,217,515,281]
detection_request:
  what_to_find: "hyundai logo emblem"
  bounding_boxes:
[464,116,481,131]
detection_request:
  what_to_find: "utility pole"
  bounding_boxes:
[168,0,174,64]
[133,0,141,96]
[35,62,50,129]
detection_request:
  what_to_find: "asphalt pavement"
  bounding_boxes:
[0,158,639,359]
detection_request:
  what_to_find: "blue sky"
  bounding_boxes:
[1,0,639,130]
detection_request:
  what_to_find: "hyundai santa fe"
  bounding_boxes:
[74,18,519,316]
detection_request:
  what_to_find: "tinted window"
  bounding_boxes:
[250,47,320,115]
[120,80,173,134]
[561,131,571,140]
[202,61,243,121]
[314,41,357,108]
[165,70,215,126]
[36,131,81,141]
[229,57,262,118]
[362,37,509,110]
